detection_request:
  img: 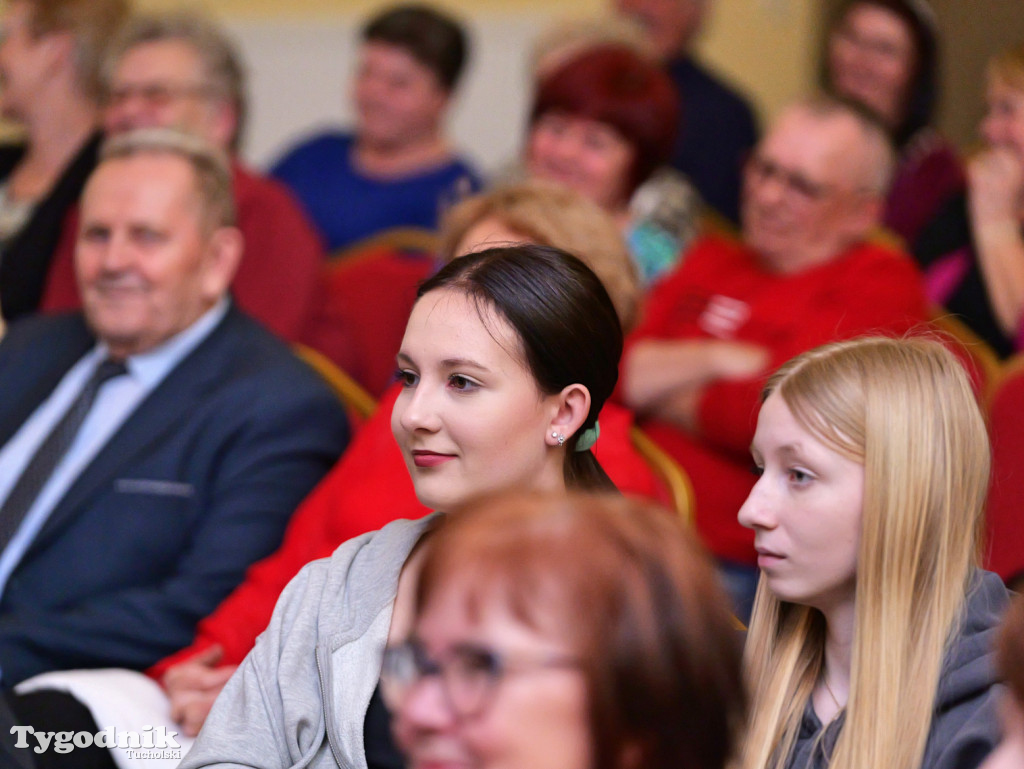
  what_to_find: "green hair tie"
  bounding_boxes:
[575,421,600,452]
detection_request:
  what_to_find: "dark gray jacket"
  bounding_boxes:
[787,570,1008,769]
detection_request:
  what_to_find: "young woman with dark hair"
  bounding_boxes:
[414,245,621,491]
[180,244,625,769]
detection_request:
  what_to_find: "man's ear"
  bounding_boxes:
[40,30,76,80]
[850,190,885,238]
[206,99,240,151]
[835,191,882,250]
[548,383,592,444]
[200,226,244,300]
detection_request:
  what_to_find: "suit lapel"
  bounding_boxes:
[27,309,244,553]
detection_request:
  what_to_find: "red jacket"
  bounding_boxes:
[148,386,663,679]
[625,234,929,564]
[41,163,323,342]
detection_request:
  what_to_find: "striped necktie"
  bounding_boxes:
[0,358,128,552]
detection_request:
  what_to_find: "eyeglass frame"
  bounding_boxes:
[743,152,870,206]
[103,82,219,110]
[380,637,582,719]
[830,22,914,69]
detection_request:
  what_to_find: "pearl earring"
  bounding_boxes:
[551,430,565,446]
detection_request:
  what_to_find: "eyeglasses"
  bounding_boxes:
[380,639,581,718]
[832,25,911,66]
[105,83,215,109]
[745,154,837,204]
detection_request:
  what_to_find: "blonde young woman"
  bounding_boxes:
[738,337,1008,769]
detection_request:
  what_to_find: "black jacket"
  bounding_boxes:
[0,132,101,322]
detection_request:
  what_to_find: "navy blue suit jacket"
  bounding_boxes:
[666,56,759,225]
[0,307,350,686]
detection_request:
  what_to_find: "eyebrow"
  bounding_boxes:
[395,353,491,373]
[749,442,806,458]
[778,444,803,456]
[440,358,490,372]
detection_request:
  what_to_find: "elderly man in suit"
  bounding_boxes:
[0,128,349,689]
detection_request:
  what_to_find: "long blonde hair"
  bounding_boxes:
[740,336,988,769]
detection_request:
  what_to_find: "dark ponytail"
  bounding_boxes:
[418,245,623,491]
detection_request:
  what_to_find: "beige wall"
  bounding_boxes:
[135,0,824,126]
[1,0,820,166]
[698,0,823,124]
[930,0,1024,150]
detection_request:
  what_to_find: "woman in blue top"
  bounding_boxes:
[271,5,482,253]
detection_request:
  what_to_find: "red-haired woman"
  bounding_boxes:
[525,44,696,287]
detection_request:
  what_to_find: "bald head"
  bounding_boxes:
[790,95,895,194]
[741,96,895,273]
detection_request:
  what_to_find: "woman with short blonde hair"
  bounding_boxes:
[438,180,640,331]
[739,336,1008,769]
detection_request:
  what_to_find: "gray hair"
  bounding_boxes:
[104,11,247,150]
[100,127,236,229]
[793,93,897,196]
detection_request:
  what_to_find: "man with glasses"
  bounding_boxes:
[621,94,929,618]
[39,11,324,342]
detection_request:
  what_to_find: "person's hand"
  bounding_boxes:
[655,342,769,433]
[163,645,238,737]
[709,341,771,381]
[968,147,1024,227]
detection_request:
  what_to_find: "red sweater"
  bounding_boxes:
[626,234,929,564]
[41,163,324,342]
[148,386,662,679]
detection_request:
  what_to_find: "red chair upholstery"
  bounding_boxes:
[293,344,377,430]
[301,230,439,398]
[986,355,1024,585]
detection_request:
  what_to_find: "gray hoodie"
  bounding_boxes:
[786,570,1009,769]
[180,515,438,769]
